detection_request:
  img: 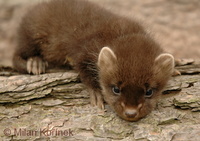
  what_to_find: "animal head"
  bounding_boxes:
[97,40,174,121]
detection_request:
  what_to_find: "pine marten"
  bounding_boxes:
[13,0,174,121]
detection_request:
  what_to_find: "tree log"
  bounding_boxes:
[0,60,200,140]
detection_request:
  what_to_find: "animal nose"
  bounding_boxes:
[125,109,137,118]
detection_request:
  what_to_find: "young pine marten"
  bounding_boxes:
[13,0,174,121]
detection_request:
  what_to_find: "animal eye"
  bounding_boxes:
[112,86,121,95]
[145,89,153,97]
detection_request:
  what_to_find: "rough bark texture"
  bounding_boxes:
[0,59,200,141]
[0,0,200,140]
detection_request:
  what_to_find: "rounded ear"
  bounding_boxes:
[154,53,175,77]
[97,47,117,69]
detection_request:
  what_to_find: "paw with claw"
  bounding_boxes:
[27,57,48,75]
[88,89,104,109]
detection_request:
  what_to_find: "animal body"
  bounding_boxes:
[13,0,174,121]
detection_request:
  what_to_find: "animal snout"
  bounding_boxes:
[121,102,143,119]
[124,109,137,118]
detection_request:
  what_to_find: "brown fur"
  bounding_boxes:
[13,0,174,121]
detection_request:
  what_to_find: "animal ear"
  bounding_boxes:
[154,53,175,77]
[97,47,117,69]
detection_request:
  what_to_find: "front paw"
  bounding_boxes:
[88,89,104,109]
[27,57,48,75]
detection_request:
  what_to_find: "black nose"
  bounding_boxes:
[125,109,137,118]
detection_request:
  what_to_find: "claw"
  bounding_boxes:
[26,57,47,75]
[88,89,104,109]
[173,69,181,76]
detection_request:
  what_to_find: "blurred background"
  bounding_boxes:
[0,0,199,67]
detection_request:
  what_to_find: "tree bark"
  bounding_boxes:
[0,60,200,140]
